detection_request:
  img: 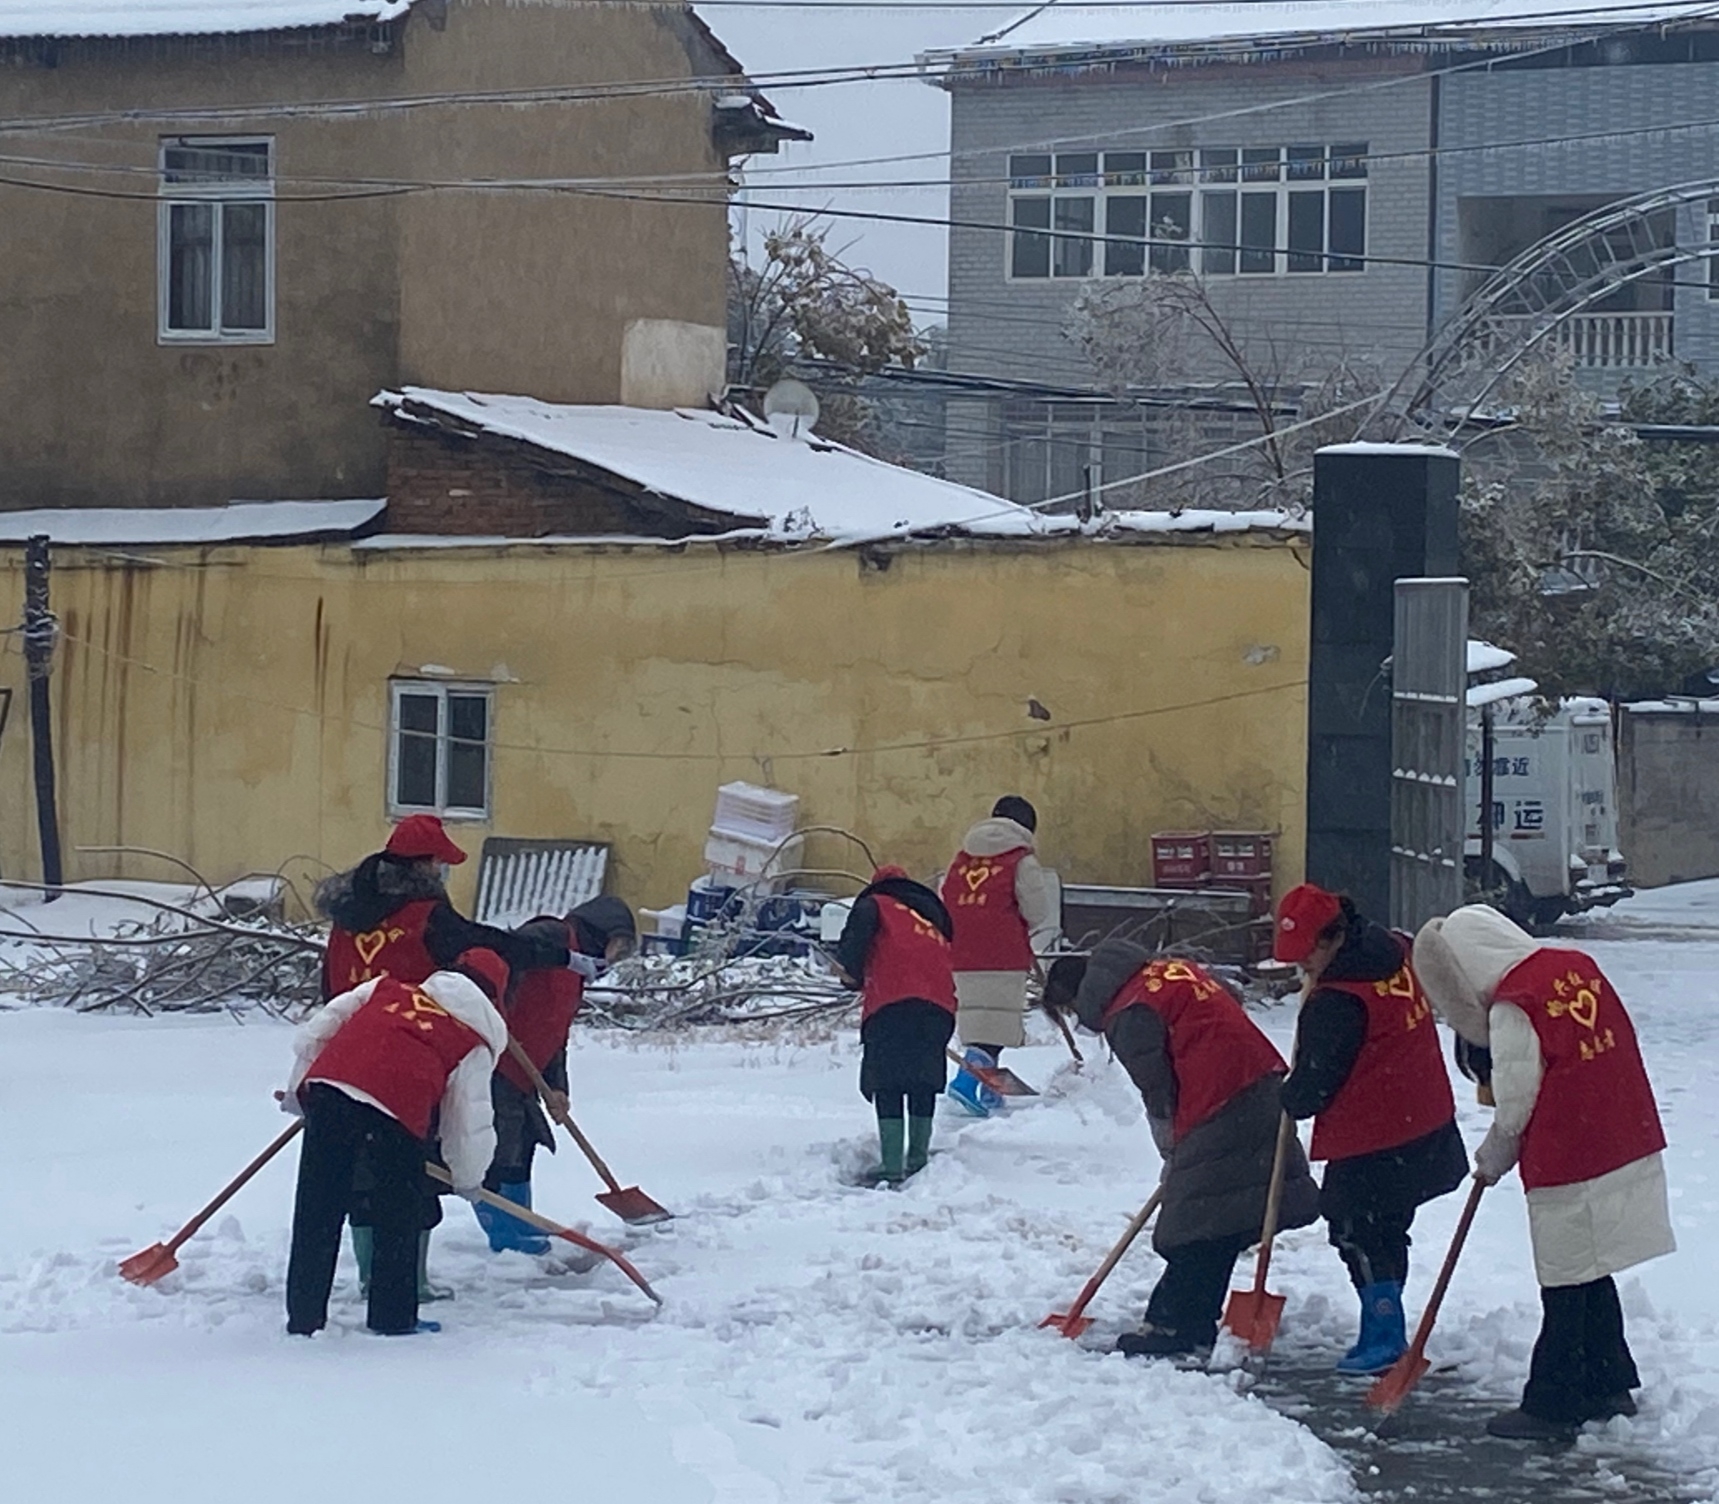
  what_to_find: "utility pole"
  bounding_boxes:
[23,534,63,897]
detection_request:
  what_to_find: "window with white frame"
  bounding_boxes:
[388,680,493,819]
[1008,143,1367,281]
[158,137,275,342]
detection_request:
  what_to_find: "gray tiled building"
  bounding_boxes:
[923,3,1719,506]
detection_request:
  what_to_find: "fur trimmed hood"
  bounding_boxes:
[315,853,447,933]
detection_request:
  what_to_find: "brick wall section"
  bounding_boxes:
[385,425,698,537]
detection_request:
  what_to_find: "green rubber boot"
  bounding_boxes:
[874,1118,907,1184]
[418,1230,454,1302]
[905,1115,934,1177]
[350,1223,374,1297]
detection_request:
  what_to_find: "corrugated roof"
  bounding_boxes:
[0,3,413,40]
[935,1,1719,65]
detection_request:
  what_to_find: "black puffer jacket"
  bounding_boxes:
[833,875,953,988]
[315,854,570,984]
[1280,922,1467,1219]
[1075,939,1319,1252]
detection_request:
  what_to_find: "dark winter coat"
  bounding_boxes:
[833,875,954,986]
[1280,922,1468,1221]
[1075,939,1320,1252]
[837,876,956,1102]
[315,856,571,978]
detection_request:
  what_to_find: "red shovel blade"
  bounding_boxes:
[1222,1286,1286,1353]
[117,1243,178,1287]
[595,1186,674,1226]
[1366,1349,1432,1415]
[1039,1311,1095,1338]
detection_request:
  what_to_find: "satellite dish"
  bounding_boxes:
[762,377,820,439]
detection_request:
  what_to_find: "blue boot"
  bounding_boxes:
[1336,1281,1407,1374]
[473,1181,552,1255]
[946,1047,1003,1118]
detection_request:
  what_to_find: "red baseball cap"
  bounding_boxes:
[872,864,910,882]
[1273,883,1343,963]
[455,948,509,1004]
[384,813,467,865]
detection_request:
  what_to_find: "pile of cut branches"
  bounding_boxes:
[0,883,324,1019]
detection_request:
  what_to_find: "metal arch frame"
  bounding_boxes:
[1404,177,1719,426]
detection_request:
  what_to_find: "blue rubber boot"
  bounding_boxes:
[473,1181,552,1255]
[1335,1280,1407,1374]
[946,1047,1002,1118]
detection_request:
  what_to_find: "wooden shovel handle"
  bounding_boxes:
[170,1118,304,1255]
[424,1162,661,1306]
[505,1036,624,1195]
[1246,1113,1296,1292]
[1403,1176,1487,1363]
[1066,1187,1165,1322]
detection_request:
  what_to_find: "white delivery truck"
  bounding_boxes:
[1464,642,1631,930]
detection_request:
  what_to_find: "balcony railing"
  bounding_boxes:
[1496,311,1674,370]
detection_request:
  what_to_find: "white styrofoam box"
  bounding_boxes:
[818,898,854,944]
[639,903,686,941]
[704,829,805,883]
[711,781,800,844]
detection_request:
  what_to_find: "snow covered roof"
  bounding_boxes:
[1468,639,1517,675]
[376,388,1308,547]
[1468,675,1539,708]
[0,2,412,37]
[0,499,385,546]
[935,2,1716,66]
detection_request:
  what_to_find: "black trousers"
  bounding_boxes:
[286,1084,425,1335]
[1327,1203,1415,1289]
[1145,1233,1254,1346]
[1522,1277,1641,1422]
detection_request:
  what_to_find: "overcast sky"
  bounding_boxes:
[711,4,1025,324]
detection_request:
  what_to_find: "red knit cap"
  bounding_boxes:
[384,813,467,865]
[872,865,910,883]
[1273,883,1343,963]
[455,948,510,1004]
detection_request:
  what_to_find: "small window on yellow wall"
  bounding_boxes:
[388,680,492,819]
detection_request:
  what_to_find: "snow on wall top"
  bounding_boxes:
[945,2,1714,61]
[377,388,1310,546]
[0,499,385,545]
[0,2,413,38]
[1468,639,1517,674]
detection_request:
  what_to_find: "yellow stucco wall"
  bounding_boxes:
[0,536,1311,914]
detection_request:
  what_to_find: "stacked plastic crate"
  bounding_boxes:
[675,783,805,955]
[1150,829,1275,960]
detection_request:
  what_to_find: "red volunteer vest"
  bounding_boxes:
[499,935,583,1094]
[304,976,486,1139]
[322,898,440,1000]
[1493,949,1665,1190]
[1101,957,1286,1141]
[941,846,1034,972]
[861,895,958,1022]
[1308,955,1455,1162]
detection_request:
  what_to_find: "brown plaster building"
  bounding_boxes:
[0,0,804,510]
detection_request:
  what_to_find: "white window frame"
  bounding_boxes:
[1006,143,1367,283]
[387,679,494,822]
[157,135,276,345]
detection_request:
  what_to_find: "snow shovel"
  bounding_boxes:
[1367,1176,1487,1416]
[119,1119,304,1286]
[1031,959,1084,1068]
[424,1164,662,1307]
[1042,1187,1164,1338]
[1222,1112,1296,1352]
[504,1038,673,1226]
[945,1046,1039,1097]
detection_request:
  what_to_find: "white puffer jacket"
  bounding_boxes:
[1415,905,1674,1287]
[944,817,1060,1048]
[285,971,509,1193]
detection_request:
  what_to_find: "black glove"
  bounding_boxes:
[1453,1035,1493,1088]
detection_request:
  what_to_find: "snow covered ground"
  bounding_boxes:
[2,880,1717,1503]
